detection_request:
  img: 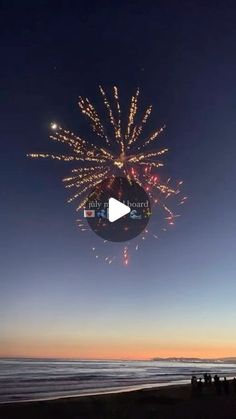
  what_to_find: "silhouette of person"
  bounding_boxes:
[197,378,203,396]
[223,377,229,395]
[216,377,222,395]
[204,373,208,384]
[214,374,219,384]
[191,375,197,397]
[233,377,236,395]
[191,375,197,385]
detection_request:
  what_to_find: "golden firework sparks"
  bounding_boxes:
[28,86,186,264]
[28,86,170,210]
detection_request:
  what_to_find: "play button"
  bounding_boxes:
[84,177,151,242]
[108,198,131,222]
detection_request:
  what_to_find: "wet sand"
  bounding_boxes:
[1,381,236,418]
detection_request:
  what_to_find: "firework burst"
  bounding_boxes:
[28,86,186,264]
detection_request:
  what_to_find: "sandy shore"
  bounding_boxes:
[1,381,236,418]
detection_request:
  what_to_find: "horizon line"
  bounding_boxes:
[1,355,236,361]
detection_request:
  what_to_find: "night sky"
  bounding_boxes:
[1,1,236,359]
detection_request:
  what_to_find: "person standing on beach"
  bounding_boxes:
[233,378,236,395]
[214,375,222,395]
[191,376,197,397]
[223,377,229,395]
[197,378,203,396]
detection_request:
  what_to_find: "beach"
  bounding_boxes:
[2,358,236,403]
[1,381,236,419]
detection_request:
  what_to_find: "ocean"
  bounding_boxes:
[1,358,236,403]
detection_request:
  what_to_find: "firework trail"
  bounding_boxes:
[28,86,186,264]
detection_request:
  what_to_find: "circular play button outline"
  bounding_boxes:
[84,177,152,242]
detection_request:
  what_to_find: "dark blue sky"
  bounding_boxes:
[1,1,236,358]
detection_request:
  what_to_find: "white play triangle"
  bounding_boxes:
[108,197,131,222]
